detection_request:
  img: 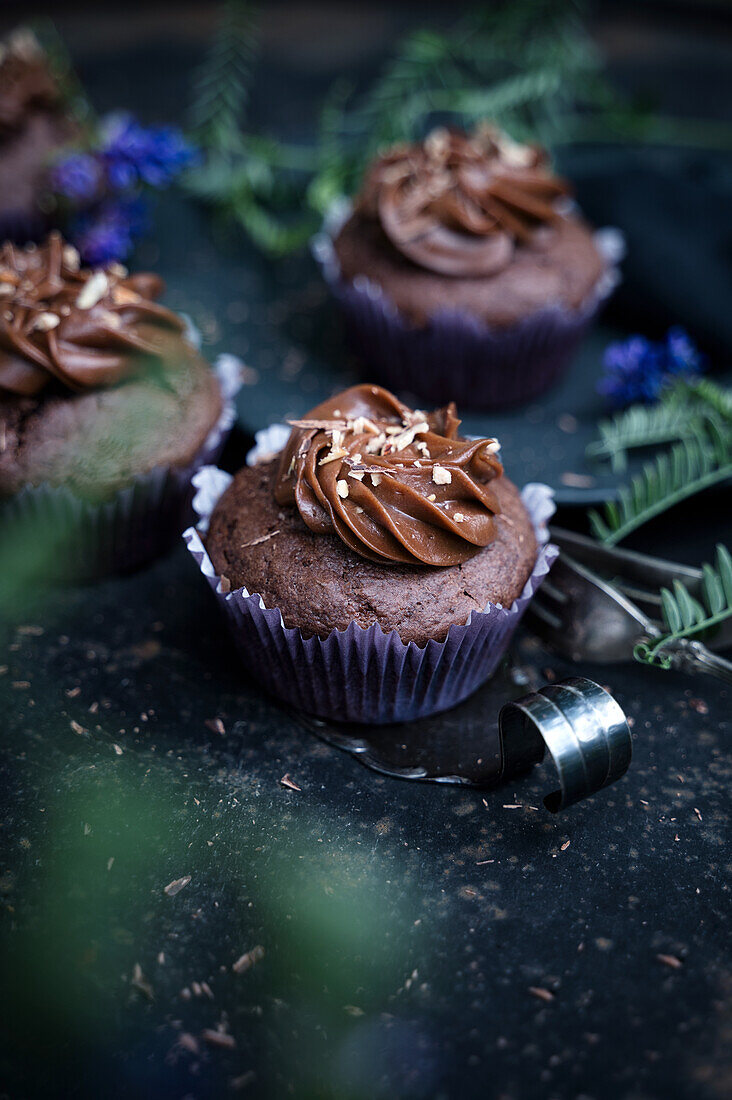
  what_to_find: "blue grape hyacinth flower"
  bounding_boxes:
[72,197,149,266]
[598,327,704,409]
[50,113,198,264]
[100,114,198,191]
[50,152,103,203]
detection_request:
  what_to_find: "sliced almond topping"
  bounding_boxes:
[111,284,141,306]
[365,433,386,454]
[427,493,436,502]
[370,473,382,487]
[350,416,380,436]
[318,448,348,466]
[454,512,465,522]
[63,244,81,271]
[348,470,365,481]
[33,311,60,332]
[76,271,109,310]
[336,480,349,498]
[485,439,501,453]
[432,466,452,485]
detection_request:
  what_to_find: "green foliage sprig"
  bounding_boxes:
[189,0,259,152]
[589,419,731,546]
[634,544,732,668]
[587,378,732,472]
[186,0,732,256]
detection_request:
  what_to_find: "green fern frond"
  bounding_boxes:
[682,378,732,422]
[586,403,718,472]
[189,1,259,151]
[589,425,732,545]
[587,379,732,471]
[634,545,732,668]
[231,191,312,257]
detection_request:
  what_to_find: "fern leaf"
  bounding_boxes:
[586,403,710,472]
[189,1,259,150]
[589,432,732,546]
[634,545,732,668]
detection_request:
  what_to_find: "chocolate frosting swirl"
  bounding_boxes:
[0,30,62,136]
[357,125,571,277]
[0,233,188,397]
[275,384,503,567]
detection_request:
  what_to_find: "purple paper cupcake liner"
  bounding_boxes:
[1,352,242,581]
[312,202,623,410]
[183,457,558,725]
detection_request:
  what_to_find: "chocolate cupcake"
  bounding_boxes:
[185,384,557,723]
[313,126,621,409]
[0,233,240,578]
[0,29,77,241]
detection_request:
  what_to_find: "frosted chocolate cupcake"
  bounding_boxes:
[186,384,557,723]
[0,29,77,240]
[0,233,238,578]
[315,126,618,409]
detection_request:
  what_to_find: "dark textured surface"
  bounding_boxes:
[0,548,730,1100]
[0,5,731,1099]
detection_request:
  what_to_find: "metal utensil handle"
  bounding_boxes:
[669,640,732,685]
[499,676,632,813]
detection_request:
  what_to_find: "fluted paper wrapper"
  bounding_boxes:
[312,202,623,410]
[184,455,558,724]
[1,353,242,580]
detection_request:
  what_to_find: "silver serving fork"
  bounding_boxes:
[528,528,732,683]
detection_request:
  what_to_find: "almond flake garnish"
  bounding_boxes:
[0,284,14,297]
[370,473,382,487]
[63,245,81,271]
[454,512,465,522]
[336,480,349,498]
[365,433,387,454]
[318,448,348,466]
[111,284,141,306]
[485,439,501,453]
[386,421,429,453]
[427,493,436,502]
[76,271,109,310]
[432,466,452,485]
[348,470,365,481]
[351,416,380,436]
[33,312,60,332]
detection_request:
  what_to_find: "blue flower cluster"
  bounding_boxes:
[598,327,704,409]
[50,114,198,264]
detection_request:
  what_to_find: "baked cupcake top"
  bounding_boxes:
[275,383,504,567]
[0,232,189,397]
[0,232,223,500]
[355,125,571,278]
